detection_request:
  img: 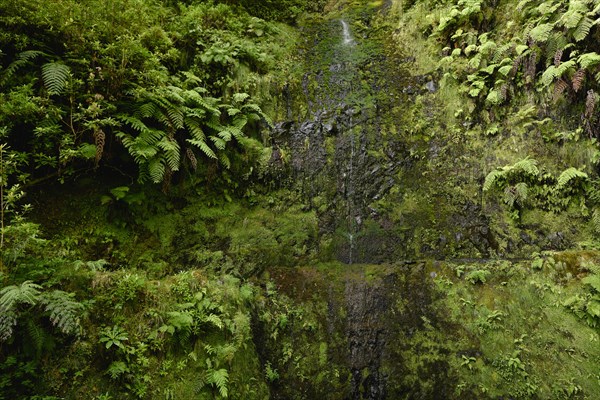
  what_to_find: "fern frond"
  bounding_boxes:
[219,153,231,169]
[573,16,595,42]
[483,170,504,191]
[512,157,539,176]
[578,52,600,70]
[515,182,529,205]
[26,319,45,358]
[0,281,42,312]
[40,290,84,336]
[0,50,45,85]
[592,208,600,233]
[210,136,227,150]
[185,118,206,141]
[554,79,569,101]
[557,167,588,188]
[207,369,229,398]
[528,23,554,43]
[504,185,517,207]
[572,68,586,92]
[187,139,217,159]
[136,102,159,119]
[148,157,166,183]
[0,311,18,342]
[585,89,597,118]
[41,62,70,95]
[157,138,181,171]
[118,115,149,132]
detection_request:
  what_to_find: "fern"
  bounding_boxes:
[0,281,42,311]
[0,50,45,85]
[528,23,554,43]
[148,157,166,183]
[512,157,539,176]
[573,16,595,42]
[592,208,600,233]
[557,167,588,188]
[578,52,600,70]
[187,139,217,159]
[483,170,504,191]
[0,311,18,342]
[206,368,229,398]
[41,62,70,95]
[39,290,85,336]
[157,138,181,171]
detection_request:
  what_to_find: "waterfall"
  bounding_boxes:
[341,20,355,45]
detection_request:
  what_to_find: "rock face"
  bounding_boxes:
[270,15,415,264]
[345,279,389,399]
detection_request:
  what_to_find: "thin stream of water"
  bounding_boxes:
[341,20,355,45]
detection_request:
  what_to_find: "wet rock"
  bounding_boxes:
[426,80,437,93]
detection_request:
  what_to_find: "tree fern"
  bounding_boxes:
[0,50,45,85]
[573,16,595,42]
[512,157,539,176]
[39,290,84,336]
[528,23,554,43]
[0,281,42,311]
[41,62,71,95]
[578,52,600,70]
[557,167,588,188]
[483,170,504,191]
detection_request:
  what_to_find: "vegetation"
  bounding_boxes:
[3,0,600,398]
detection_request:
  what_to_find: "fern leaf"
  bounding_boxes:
[40,290,84,336]
[592,208,600,233]
[118,115,149,132]
[41,62,70,95]
[586,89,597,118]
[578,52,600,70]
[528,23,554,43]
[0,50,45,85]
[515,182,529,205]
[26,319,45,358]
[166,105,185,130]
[219,153,231,169]
[205,314,224,329]
[0,311,18,342]
[574,16,595,42]
[582,275,600,293]
[233,92,250,103]
[572,68,586,92]
[157,138,181,171]
[557,167,588,188]
[210,136,227,150]
[512,157,539,177]
[541,65,558,86]
[207,369,229,398]
[0,281,42,311]
[148,157,166,183]
[136,102,159,119]
[185,118,206,141]
[483,170,504,191]
[187,139,217,159]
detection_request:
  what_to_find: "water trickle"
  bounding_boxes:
[341,20,355,46]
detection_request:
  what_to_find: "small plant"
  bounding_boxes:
[99,325,129,350]
[465,269,491,284]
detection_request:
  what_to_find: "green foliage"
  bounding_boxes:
[41,63,70,96]
[99,325,129,350]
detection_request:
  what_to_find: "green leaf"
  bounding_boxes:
[41,62,70,95]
